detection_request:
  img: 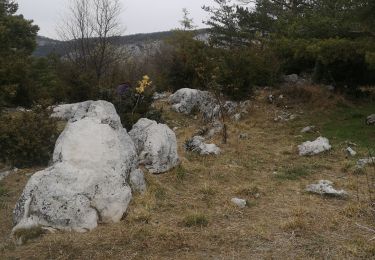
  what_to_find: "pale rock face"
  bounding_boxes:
[298,137,331,156]
[366,114,375,125]
[169,88,205,115]
[185,136,221,155]
[231,198,247,208]
[129,118,179,174]
[306,180,348,197]
[13,101,138,234]
[129,169,147,193]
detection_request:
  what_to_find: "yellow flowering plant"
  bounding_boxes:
[132,75,152,115]
[136,75,152,94]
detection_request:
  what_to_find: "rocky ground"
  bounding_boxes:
[1,86,374,259]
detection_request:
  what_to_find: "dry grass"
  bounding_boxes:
[1,90,375,259]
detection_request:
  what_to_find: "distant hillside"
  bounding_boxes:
[33,29,209,57]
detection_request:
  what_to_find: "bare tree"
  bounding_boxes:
[58,0,124,85]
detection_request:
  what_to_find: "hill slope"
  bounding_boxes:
[1,87,374,259]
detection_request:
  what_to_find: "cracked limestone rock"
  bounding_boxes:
[129,118,179,174]
[13,101,138,234]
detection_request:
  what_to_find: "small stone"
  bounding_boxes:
[346,147,357,157]
[301,125,315,133]
[231,198,247,208]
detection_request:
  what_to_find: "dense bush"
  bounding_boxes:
[0,107,59,168]
[273,38,375,91]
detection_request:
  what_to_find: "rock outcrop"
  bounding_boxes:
[13,101,139,234]
[298,137,331,156]
[169,88,243,122]
[185,136,221,155]
[129,118,179,174]
[306,180,348,197]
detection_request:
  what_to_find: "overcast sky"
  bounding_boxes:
[17,0,214,39]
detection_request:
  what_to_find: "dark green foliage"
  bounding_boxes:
[0,107,59,168]
[203,0,375,93]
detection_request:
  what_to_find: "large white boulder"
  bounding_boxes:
[129,118,179,174]
[298,137,331,156]
[13,101,138,234]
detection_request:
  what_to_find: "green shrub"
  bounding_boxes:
[0,107,59,168]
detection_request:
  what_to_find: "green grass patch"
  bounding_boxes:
[315,103,374,150]
[277,165,312,180]
[183,213,209,227]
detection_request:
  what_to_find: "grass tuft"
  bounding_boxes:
[182,213,209,227]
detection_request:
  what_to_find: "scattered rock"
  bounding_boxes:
[346,147,357,157]
[231,198,247,208]
[306,180,348,197]
[298,137,331,156]
[326,85,335,91]
[152,92,169,100]
[366,114,375,125]
[129,169,147,193]
[357,157,375,168]
[274,111,297,122]
[129,118,179,174]
[301,125,315,133]
[13,101,138,234]
[185,136,221,155]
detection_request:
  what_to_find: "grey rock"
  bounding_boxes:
[152,92,170,100]
[129,118,179,174]
[357,157,375,168]
[346,147,357,157]
[306,180,348,197]
[185,136,221,155]
[231,198,247,208]
[298,137,331,156]
[129,169,147,193]
[301,125,315,133]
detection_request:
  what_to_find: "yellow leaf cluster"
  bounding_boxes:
[136,75,152,94]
